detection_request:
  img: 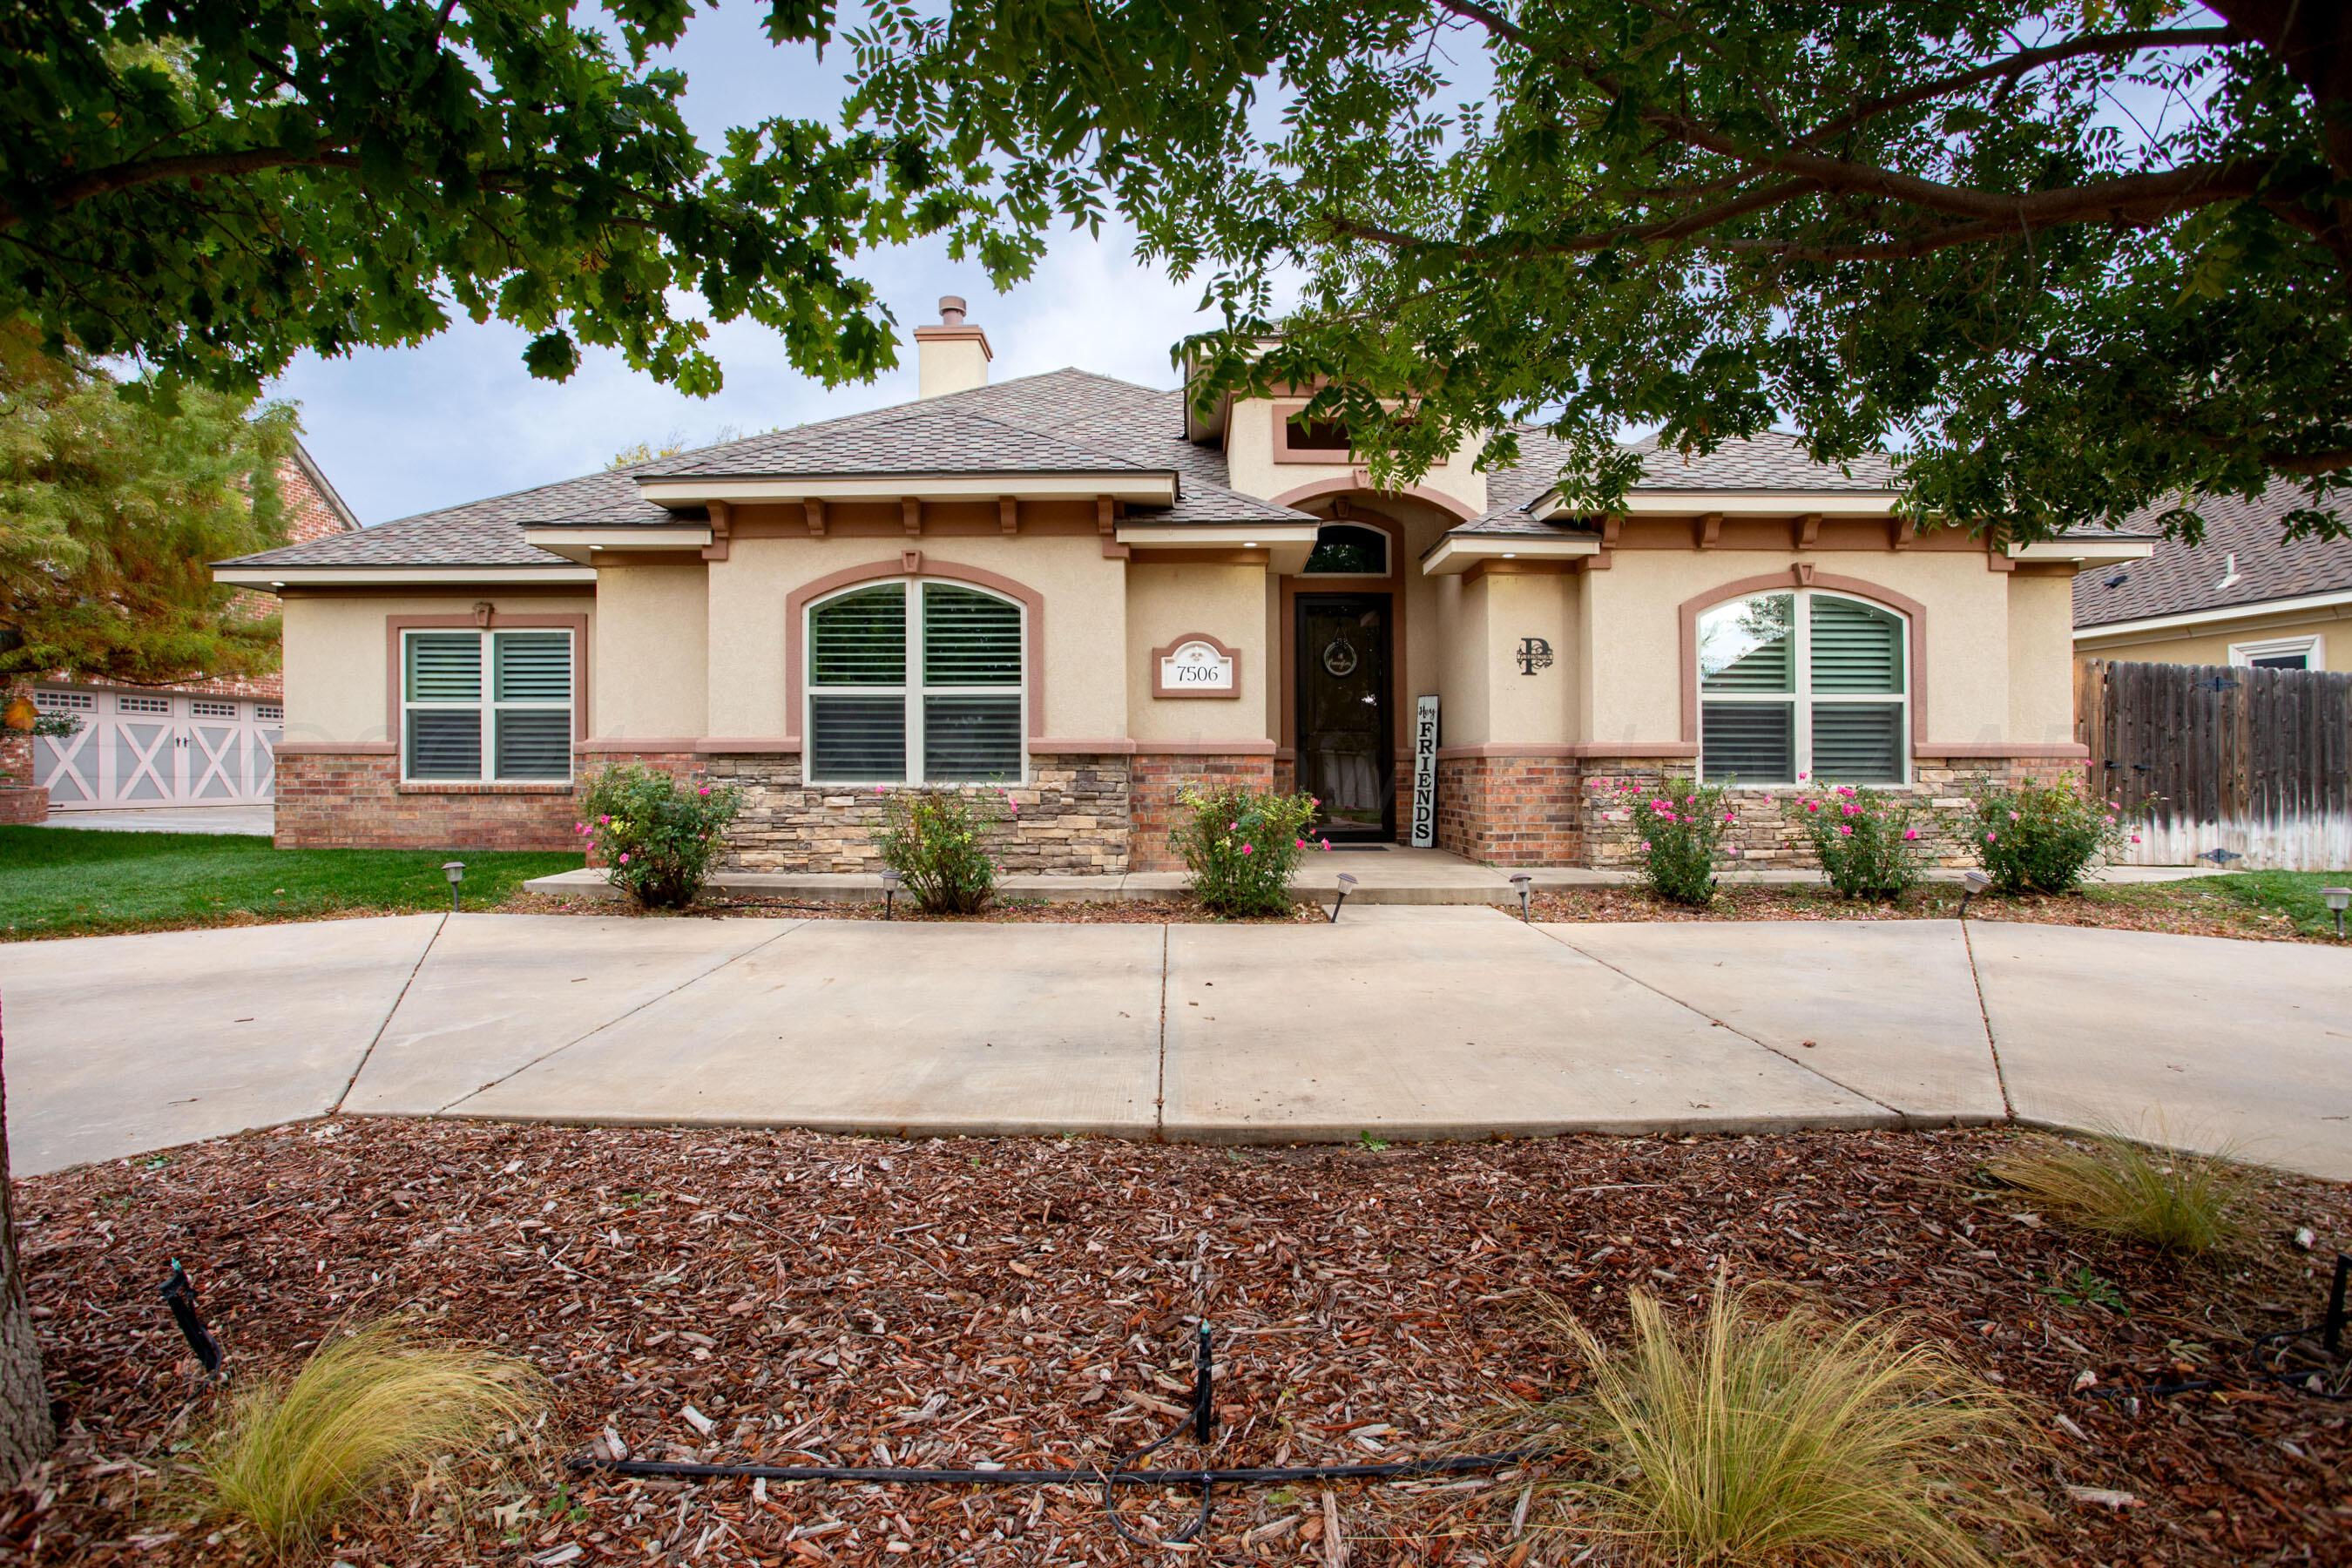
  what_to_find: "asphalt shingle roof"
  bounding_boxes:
[1453,430,1901,538]
[223,369,1308,570]
[2073,480,2352,628]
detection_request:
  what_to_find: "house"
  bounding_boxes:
[211,300,2147,869]
[2,441,359,821]
[2072,480,2352,672]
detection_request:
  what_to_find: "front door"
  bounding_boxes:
[1294,593,1394,840]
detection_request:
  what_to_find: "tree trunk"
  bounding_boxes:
[0,1001,54,1483]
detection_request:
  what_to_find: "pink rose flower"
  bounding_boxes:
[1228,821,1240,831]
[1903,828,1919,841]
[1984,831,1997,842]
[1838,824,1853,837]
[1640,840,1652,852]
[1294,838,1307,849]
[2008,810,2021,821]
[696,785,711,797]
[1796,772,1808,781]
[1723,813,1735,824]
[1804,801,1820,814]
[618,852,631,864]
[598,814,611,825]
[2130,833,2142,844]
[1321,839,1331,850]
[1239,841,1253,855]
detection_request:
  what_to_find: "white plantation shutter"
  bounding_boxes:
[1698,591,1909,785]
[805,579,1025,783]
[401,628,573,782]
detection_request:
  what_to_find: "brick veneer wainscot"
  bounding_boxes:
[705,754,1134,875]
[1128,752,1276,872]
[274,751,582,850]
[1434,754,1581,866]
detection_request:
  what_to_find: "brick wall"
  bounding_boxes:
[707,754,1133,875]
[1130,752,1277,872]
[1434,754,1582,865]
[274,751,580,850]
[0,783,46,824]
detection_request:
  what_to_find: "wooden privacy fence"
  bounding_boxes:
[2076,659,2352,871]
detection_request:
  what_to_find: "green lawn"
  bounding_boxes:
[2172,869,2352,939]
[0,827,584,940]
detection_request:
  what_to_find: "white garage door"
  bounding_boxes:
[32,686,283,808]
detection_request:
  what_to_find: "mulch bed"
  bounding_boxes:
[502,891,1329,925]
[1527,882,2328,943]
[6,1123,2349,1565]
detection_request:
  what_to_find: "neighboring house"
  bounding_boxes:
[3,442,359,818]
[2072,480,2352,672]
[213,298,2146,868]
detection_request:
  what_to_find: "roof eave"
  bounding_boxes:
[635,471,1179,507]
[2073,585,2352,639]
[213,564,596,589]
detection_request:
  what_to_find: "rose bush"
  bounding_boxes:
[1790,781,1923,900]
[875,788,1006,915]
[577,763,740,909]
[1972,777,2129,894]
[1609,776,1733,906]
[1175,785,1323,916]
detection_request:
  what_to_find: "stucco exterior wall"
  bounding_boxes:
[592,559,708,741]
[1432,574,1491,747]
[2004,572,2078,746]
[1125,562,1270,742]
[705,531,1127,742]
[1578,549,2016,747]
[2075,605,2352,672]
[1221,397,1488,517]
[1484,571,1577,745]
[279,591,596,747]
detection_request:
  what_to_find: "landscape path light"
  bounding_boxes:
[441,860,465,913]
[1958,868,1990,920]
[1328,872,1357,923]
[2322,886,2349,939]
[880,868,902,921]
[1509,872,1532,923]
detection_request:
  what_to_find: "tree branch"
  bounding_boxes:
[0,147,362,228]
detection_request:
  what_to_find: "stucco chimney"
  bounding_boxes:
[913,295,991,398]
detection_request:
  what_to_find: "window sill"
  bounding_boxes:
[397,781,575,795]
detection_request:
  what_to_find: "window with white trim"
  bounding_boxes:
[1698,590,1909,785]
[805,580,1024,784]
[400,628,574,782]
[2228,633,2322,671]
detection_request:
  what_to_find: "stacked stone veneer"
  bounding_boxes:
[1574,754,2091,870]
[702,753,1133,875]
[275,751,579,849]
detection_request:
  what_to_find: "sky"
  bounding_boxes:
[272,7,1213,526]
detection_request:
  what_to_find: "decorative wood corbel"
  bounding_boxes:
[701,498,732,562]
[1694,511,1722,549]
[999,497,1019,536]
[902,497,923,537]
[1794,511,1821,551]
[1098,496,1130,559]
[1890,517,1917,550]
[803,498,828,537]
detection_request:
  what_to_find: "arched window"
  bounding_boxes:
[1697,590,1908,785]
[806,580,1024,783]
[1301,523,1389,576]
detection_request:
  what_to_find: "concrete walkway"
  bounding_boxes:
[3,910,2346,1181]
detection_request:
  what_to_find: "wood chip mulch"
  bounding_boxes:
[6,1122,2348,1565]
[1527,883,2328,943]
[502,892,1329,924]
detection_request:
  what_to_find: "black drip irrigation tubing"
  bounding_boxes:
[2078,1252,2352,1406]
[565,1324,1545,1549]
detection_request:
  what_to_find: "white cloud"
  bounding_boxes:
[266,10,1210,525]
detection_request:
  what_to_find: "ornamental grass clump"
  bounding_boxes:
[1613,776,1733,906]
[1792,782,1924,899]
[578,762,740,909]
[193,1318,546,1551]
[1985,1130,2256,1254]
[875,788,1004,914]
[1176,784,1321,916]
[1971,777,2128,894]
[1511,1280,2038,1568]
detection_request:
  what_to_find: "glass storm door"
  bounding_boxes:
[1294,593,1394,840]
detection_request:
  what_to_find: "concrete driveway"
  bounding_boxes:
[3,910,2346,1181]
